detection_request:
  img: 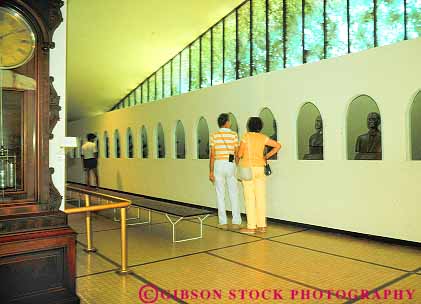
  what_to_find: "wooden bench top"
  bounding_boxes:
[67,183,213,218]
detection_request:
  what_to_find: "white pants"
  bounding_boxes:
[214,160,241,225]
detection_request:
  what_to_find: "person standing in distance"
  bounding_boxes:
[81,133,99,187]
[209,113,242,230]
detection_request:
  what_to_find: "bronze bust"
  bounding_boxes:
[354,112,382,160]
[304,115,323,160]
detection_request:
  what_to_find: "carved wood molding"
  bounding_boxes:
[49,76,61,139]
[49,167,62,211]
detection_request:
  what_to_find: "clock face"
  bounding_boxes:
[0,7,36,69]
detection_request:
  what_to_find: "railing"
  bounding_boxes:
[65,185,131,274]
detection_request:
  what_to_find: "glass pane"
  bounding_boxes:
[129,93,133,106]
[378,0,405,46]
[190,40,200,91]
[224,12,237,82]
[377,0,404,46]
[286,0,303,67]
[304,0,324,63]
[136,86,142,104]
[3,91,23,188]
[148,74,156,101]
[142,82,148,103]
[180,48,190,93]
[326,0,348,58]
[252,0,267,75]
[406,0,421,39]
[163,62,171,97]
[156,68,163,100]
[238,2,251,79]
[268,0,284,71]
[201,31,211,88]
[212,22,223,85]
[349,0,374,52]
[171,55,180,95]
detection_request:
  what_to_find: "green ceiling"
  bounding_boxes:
[66,0,245,121]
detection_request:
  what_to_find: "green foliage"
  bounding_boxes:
[156,68,163,100]
[163,62,171,97]
[224,12,236,82]
[377,0,404,46]
[142,82,148,103]
[172,55,180,95]
[201,31,211,88]
[238,1,251,79]
[326,0,348,58]
[407,0,421,39]
[148,74,156,101]
[190,40,200,91]
[268,0,284,71]
[304,0,324,62]
[252,0,267,75]
[212,22,223,85]
[349,0,374,52]
[286,0,303,67]
[180,48,189,93]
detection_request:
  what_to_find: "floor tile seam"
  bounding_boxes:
[77,238,264,269]
[127,239,264,268]
[267,238,412,273]
[343,269,420,304]
[76,240,121,268]
[129,271,188,304]
[184,219,264,239]
[205,251,327,292]
[186,218,311,240]
[76,268,119,279]
[264,228,311,239]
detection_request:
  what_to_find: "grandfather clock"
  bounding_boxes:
[0,1,79,303]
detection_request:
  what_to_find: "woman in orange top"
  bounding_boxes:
[237,117,281,234]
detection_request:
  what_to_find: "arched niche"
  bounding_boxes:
[104,131,110,158]
[126,128,134,158]
[259,108,278,160]
[197,117,210,159]
[175,120,186,159]
[297,102,323,160]
[156,123,165,159]
[347,95,382,160]
[114,129,121,158]
[410,91,421,160]
[228,112,239,134]
[140,126,148,158]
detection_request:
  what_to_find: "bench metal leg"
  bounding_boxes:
[114,206,152,226]
[165,214,210,243]
[127,208,152,226]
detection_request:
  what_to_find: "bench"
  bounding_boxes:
[125,198,213,243]
[66,184,213,243]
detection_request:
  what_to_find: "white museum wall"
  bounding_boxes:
[67,38,421,242]
[49,1,67,210]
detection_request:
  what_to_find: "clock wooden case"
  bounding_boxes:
[0,1,79,303]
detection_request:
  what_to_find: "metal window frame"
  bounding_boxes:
[110,0,410,111]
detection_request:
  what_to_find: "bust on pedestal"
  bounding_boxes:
[354,112,382,160]
[304,115,323,160]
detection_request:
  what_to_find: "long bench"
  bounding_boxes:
[66,183,214,243]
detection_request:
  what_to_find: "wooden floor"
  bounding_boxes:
[68,202,421,304]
